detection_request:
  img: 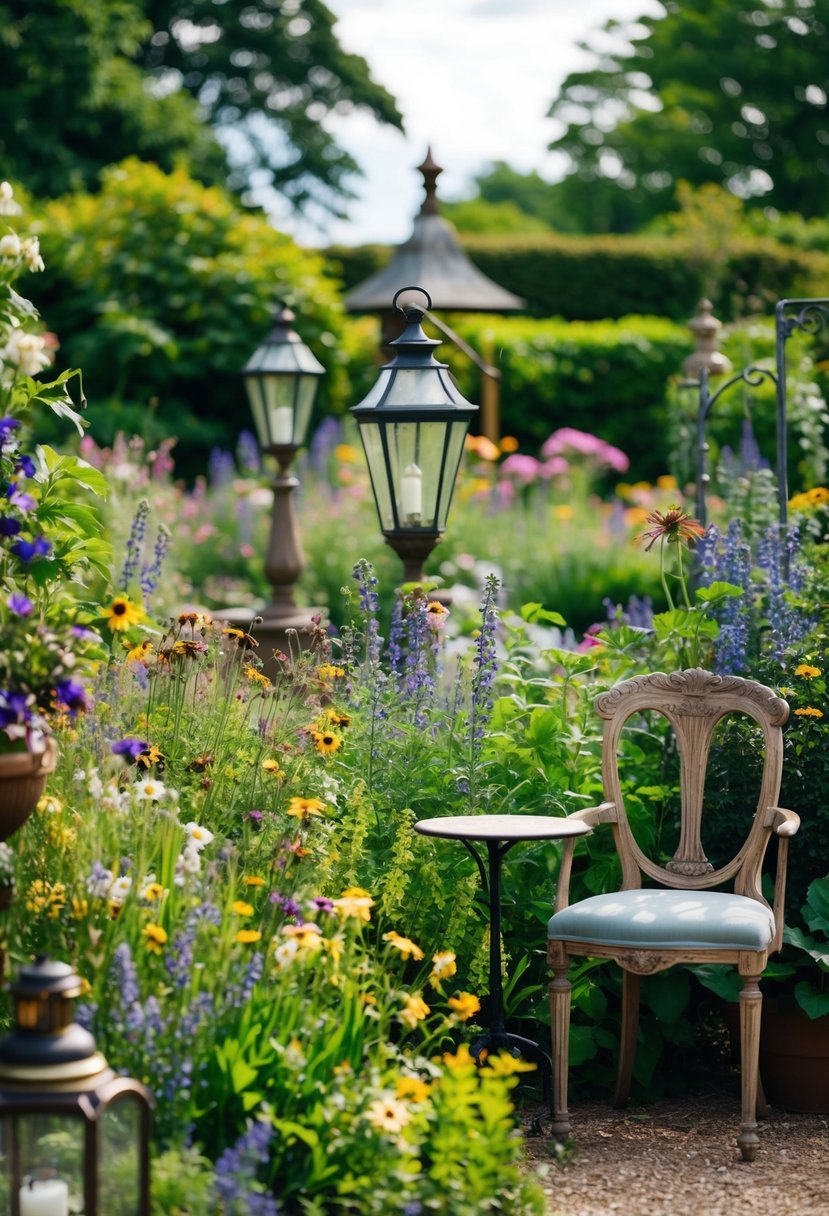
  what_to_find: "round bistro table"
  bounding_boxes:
[414,814,592,1112]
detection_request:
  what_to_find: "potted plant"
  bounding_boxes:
[0,181,108,835]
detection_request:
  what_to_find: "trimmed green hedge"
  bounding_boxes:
[444,314,693,479]
[330,234,828,323]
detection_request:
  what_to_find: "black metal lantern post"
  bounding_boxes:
[350,287,478,588]
[0,958,151,1216]
[241,304,325,655]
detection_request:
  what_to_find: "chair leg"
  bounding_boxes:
[549,961,572,1139]
[613,969,640,1109]
[737,972,763,1162]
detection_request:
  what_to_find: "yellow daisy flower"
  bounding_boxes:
[143,923,168,954]
[399,993,430,1029]
[447,991,482,1022]
[795,664,821,679]
[231,900,254,917]
[317,663,345,679]
[104,595,145,632]
[262,758,283,777]
[243,875,266,887]
[395,1075,431,1103]
[334,887,374,922]
[235,929,262,944]
[428,950,457,990]
[286,796,326,820]
[382,930,425,961]
[311,729,342,755]
[795,707,824,718]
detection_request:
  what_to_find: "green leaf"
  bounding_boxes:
[795,981,829,1019]
[521,602,567,626]
[644,968,690,1023]
[569,1023,598,1065]
[695,581,743,603]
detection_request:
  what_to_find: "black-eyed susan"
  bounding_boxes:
[262,758,283,777]
[222,627,258,648]
[124,639,154,663]
[244,663,271,688]
[795,664,822,679]
[311,729,342,756]
[104,594,144,632]
[143,923,168,954]
[231,900,254,917]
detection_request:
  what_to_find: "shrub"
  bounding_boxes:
[26,160,351,478]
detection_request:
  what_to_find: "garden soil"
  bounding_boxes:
[522,1092,829,1215]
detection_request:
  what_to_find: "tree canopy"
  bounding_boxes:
[548,0,829,229]
[0,0,402,214]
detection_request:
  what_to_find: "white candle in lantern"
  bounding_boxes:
[401,462,423,521]
[19,1178,69,1216]
[271,405,293,445]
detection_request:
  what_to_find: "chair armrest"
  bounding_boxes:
[765,807,801,952]
[553,802,616,913]
[765,806,800,837]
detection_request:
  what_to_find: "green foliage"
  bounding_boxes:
[449,314,692,477]
[0,0,401,212]
[548,0,829,228]
[28,159,350,476]
[332,231,825,322]
[441,197,553,236]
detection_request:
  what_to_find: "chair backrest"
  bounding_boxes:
[595,668,789,900]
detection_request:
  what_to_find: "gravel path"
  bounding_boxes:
[523,1093,829,1215]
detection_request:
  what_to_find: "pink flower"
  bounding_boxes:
[541,428,629,473]
[539,456,570,480]
[499,453,540,484]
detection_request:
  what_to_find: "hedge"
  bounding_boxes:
[329,234,829,324]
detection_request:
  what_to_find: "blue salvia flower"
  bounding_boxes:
[470,574,500,749]
[237,429,261,474]
[386,596,405,675]
[119,499,149,590]
[308,416,343,477]
[698,520,752,674]
[209,447,235,488]
[140,523,171,606]
[404,597,435,727]
[352,559,381,669]
[213,1120,279,1214]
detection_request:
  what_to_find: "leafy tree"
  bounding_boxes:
[440,197,551,235]
[29,159,353,476]
[548,0,829,229]
[0,0,402,213]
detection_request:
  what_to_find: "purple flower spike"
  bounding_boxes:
[7,591,33,617]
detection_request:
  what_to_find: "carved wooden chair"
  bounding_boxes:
[547,669,800,1161]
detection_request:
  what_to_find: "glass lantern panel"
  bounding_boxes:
[243,377,271,451]
[261,375,297,446]
[14,1112,83,1214]
[435,419,468,529]
[98,1097,142,1216]
[292,374,320,447]
[383,367,455,407]
[359,422,395,530]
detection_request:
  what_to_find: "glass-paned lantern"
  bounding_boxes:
[242,304,325,452]
[0,959,151,1216]
[351,287,478,537]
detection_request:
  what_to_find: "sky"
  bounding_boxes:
[268,0,663,246]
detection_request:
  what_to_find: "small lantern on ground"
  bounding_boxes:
[0,957,151,1216]
[241,304,325,657]
[350,286,478,588]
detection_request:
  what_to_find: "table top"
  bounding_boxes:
[414,814,592,842]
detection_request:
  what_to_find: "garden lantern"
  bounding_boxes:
[0,958,151,1216]
[240,304,325,659]
[351,286,478,585]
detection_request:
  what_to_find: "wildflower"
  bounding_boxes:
[286,796,326,820]
[318,663,345,679]
[244,664,271,687]
[11,535,50,563]
[311,729,342,755]
[429,950,457,989]
[141,880,165,902]
[448,991,482,1021]
[112,737,147,760]
[795,664,821,679]
[262,758,283,777]
[366,1096,411,1135]
[104,595,145,632]
[382,930,425,961]
[480,1052,537,1077]
[335,442,361,463]
[0,233,21,259]
[37,795,63,814]
[440,1043,476,1072]
[232,900,254,917]
[125,640,154,664]
[273,937,299,968]
[334,887,374,922]
[136,744,164,769]
[399,993,430,1029]
[183,822,214,850]
[134,778,166,801]
[282,923,323,953]
[187,751,214,772]
[7,591,32,617]
[243,875,266,887]
[425,600,449,631]
[235,928,262,944]
[500,435,519,453]
[143,923,168,954]
[396,1075,431,1103]
[222,627,258,648]
[795,707,824,718]
[639,507,706,552]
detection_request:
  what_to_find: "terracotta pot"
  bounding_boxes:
[760,1000,829,1113]
[0,737,58,840]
